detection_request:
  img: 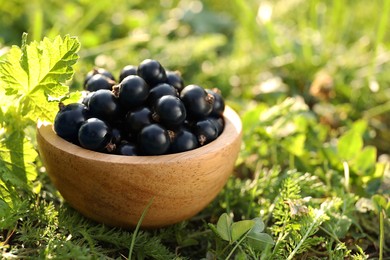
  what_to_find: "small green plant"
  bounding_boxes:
[269,175,328,259]
[208,213,274,259]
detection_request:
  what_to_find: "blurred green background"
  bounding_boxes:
[1,0,389,152]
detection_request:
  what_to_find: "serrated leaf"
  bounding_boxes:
[216,213,232,242]
[0,131,38,190]
[231,220,255,242]
[62,90,83,104]
[338,129,363,161]
[0,34,80,122]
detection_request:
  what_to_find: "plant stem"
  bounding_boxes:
[319,226,341,243]
[225,231,250,260]
[379,209,384,260]
[128,197,154,260]
[286,208,325,260]
[31,0,43,42]
[342,161,350,193]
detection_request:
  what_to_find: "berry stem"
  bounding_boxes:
[205,93,215,105]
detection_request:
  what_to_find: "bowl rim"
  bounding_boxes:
[37,105,242,165]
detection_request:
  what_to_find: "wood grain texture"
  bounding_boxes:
[36,106,242,228]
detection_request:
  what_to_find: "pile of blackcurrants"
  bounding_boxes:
[54,59,225,156]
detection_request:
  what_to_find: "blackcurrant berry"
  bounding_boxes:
[153,95,186,128]
[169,128,198,153]
[88,89,121,122]
[111,127,123,145]
[147,83,178,107]
[78,118,114,152]
[80,91,90,105]
[166,70,184,92]
[84,67,116,87]
[208,116,225,136]
[54,103,88,143]
[193,119,218,146]
[85,73,115,92]
[137,59,167,87]
[124,107,153,134]
[116,141,138,156]
[206,89,225,117]
[117,75,149,110]
[138,124,170,155]
[119,65,138,82]
[180,84,214,119]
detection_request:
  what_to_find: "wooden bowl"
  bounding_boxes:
[36,106,242,228]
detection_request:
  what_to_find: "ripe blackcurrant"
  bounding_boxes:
[180,84,214,119]
[166,71,184,92]
[119,65,138,82]
[88,89,121,122]
[84,67,116,87]
[206,89,225,117]
[138,124,170,155]
[81,91,94,106]
[169,128,198,153]
[85,73,115,92]
[116,141,138,156]
[124,107,153,134]
[111,127,123,145]
[54,103,88,144]
[153,95,186,128]
[137,59,167,87]
[208,116,225,135]
[117,75,149,110]
[193,119,218,146]
[78,118,114,152]
[147,83,179,107]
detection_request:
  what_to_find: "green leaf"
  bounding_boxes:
[337,129,363,161]
[352,146,377,176]
[0,131,38,190]
[216,213,232,242]
[281,134,306,156]
[372,194,389,214]
[180,238,199,247]
[0,34,80,122]
[62,91,83,104]
[0,199,11,218]
[245,217,273,250]
[247,232,275,246]
[231,220,255,242]
[351,119,368,136]
[250,217,265,233]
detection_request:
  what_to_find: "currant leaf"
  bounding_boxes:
[0,33,80,122]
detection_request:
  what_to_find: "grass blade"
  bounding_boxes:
[128,197,154,260]
[379,209,384,260]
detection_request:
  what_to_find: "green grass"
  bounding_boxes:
[1,0,390,259]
